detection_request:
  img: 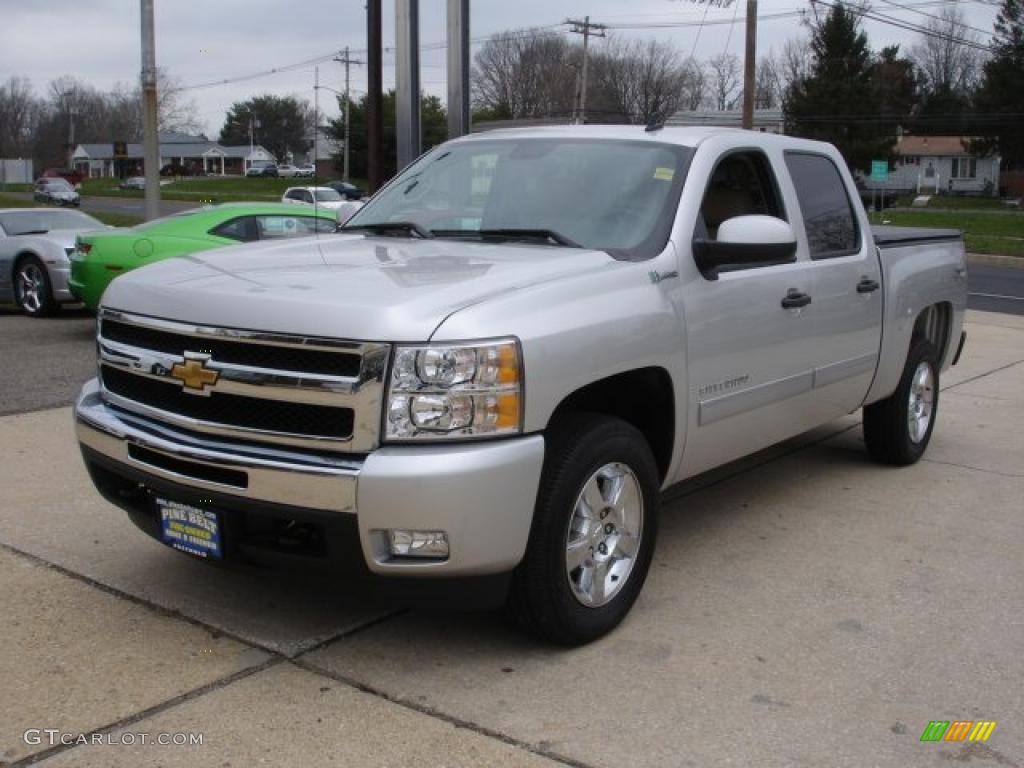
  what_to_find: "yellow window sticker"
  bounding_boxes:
[654,167,675,181]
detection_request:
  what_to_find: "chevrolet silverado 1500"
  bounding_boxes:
[74,127,968,644]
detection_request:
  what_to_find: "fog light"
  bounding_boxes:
[388,529,449,559]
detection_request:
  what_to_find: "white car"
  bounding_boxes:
[0,208,108,316]
[297,164,316,178]
[277,164,300,178]
[282,186,346,210]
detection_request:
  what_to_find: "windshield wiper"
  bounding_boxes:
[341,221,433,239]
[431,228,582,248]
[17,229,49,235]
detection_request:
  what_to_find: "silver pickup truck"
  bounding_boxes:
[75,127,968,644]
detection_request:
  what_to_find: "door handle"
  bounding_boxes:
[781,291,812,309]
[856,277,880,293]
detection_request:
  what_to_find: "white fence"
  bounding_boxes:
[0,158,34,185]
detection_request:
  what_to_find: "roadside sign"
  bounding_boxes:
[113,141,128,158]
[870,160,888,182]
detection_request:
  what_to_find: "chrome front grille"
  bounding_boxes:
[96,309,389,453]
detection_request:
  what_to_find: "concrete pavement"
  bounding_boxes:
[0,311,1021,767]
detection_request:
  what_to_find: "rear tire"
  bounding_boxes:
[509,414,659,645]
[863,337,939,465]
[14,256,58,318]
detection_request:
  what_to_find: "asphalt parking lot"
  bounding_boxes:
[0,307,1021,767]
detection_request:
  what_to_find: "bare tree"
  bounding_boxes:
[706,52,741,110]
[911,7,983,96]
[0,77,41,157]
[680,57,707,111]
[473,29,576,118]
[779,38,812,97]
[594,38,689,124]
[755,54,781,109]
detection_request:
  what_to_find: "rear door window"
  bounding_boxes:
[784,153,860,259]
[256,215,333,239]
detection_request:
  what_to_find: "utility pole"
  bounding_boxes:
[446,0,470,138]
[140,0,160,221]
[334,47,363,182]
[66,108,77,169]
[367,0,383,191]
[314,66,319,179]
[742,0,757,130]
[566,17,606,124]
[395,0,421,172]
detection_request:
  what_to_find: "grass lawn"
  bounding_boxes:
[0,193,142,227]
[80,175,368,203]
[869,209,1024,257]
[892,194,1016,211]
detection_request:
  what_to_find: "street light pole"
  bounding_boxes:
[395,0,421,172]
[742,0,757,130]
[140,0,161,221]
[367,0,383,191]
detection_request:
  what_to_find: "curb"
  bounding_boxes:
[968,252,1024,270]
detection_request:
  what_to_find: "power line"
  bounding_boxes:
[878,0,993,37]
[811,0,994,51]
[178,25,566,93]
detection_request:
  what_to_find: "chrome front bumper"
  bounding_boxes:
[75,380,545,576]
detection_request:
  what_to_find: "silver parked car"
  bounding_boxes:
[33,177,81,207]
[0,208,107,316]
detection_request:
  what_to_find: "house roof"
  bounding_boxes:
[74,142,270,161]
[896,136,976,157]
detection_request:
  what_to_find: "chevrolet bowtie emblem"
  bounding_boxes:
[170,354,219,393]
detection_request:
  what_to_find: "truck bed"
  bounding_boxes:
[871,225,962,249]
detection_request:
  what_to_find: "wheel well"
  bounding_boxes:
[11,251,39,281]
[549,368,675,483]
[912,303,952,362]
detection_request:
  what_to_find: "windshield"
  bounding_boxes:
[346,137,692,259]
[314,189,343,202]
[0,210,102,234]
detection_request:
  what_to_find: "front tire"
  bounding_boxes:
[13,256,58,317]
[863,337,939,465]
[509,414,659,645]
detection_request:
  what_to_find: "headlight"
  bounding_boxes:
[385,338,522,441]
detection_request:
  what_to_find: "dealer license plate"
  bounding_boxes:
[156,497,222,559]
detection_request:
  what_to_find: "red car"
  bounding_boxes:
[42,168,85,187]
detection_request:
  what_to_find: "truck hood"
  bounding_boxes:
[101,234,617,341]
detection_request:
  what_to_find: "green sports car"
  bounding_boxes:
[69,202,338,310]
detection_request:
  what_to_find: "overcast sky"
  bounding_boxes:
[0,0,1000,136]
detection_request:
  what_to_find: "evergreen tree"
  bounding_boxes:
[327,90,447,183]
[219,95,313,163]
[974,0,1024,167]
[785,3,890,173]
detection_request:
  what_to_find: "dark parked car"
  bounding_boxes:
[159,162,194,177]
[324,180,364,200]
[246,163,279,178]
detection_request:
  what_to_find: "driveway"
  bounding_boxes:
[0,310,1021,767]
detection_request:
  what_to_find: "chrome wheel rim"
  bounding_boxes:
[16,263,44,313]
[907,361,935,444]
[565,462,643,608]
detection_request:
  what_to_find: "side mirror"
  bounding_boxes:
[335,200,365,227]
[693,214,797,280]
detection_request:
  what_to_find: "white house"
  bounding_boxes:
[889,135,1000,197]
[72,132,274,177]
